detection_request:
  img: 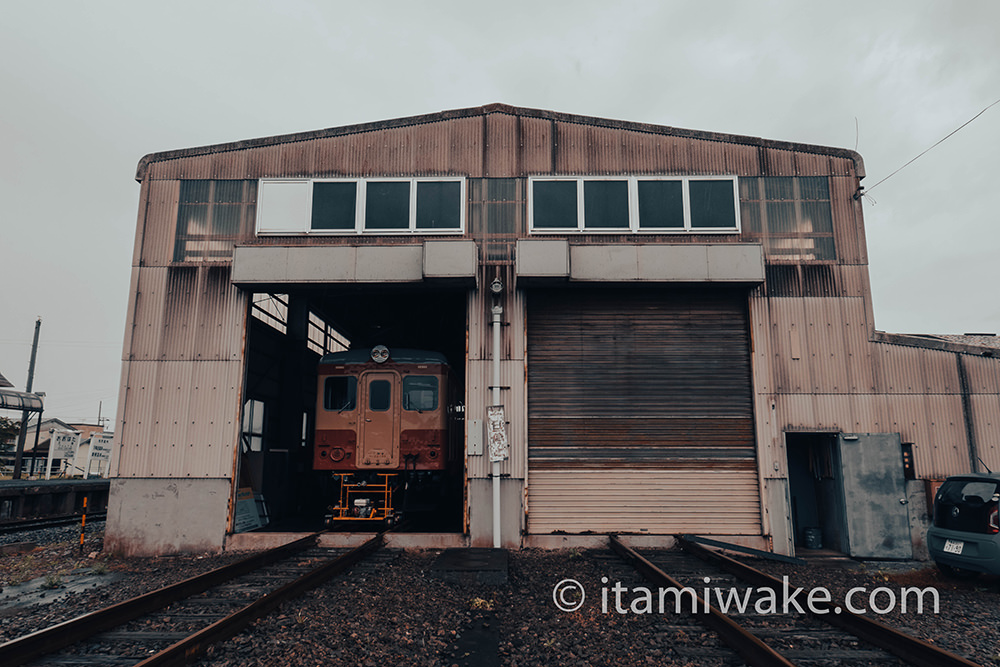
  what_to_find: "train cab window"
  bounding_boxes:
[324,376,357,412]
[403,376,438,411]
[369,379,392,411]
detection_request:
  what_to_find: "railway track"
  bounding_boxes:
[0,513,106,535]
[0,531,385,667]
[610,535,982,667]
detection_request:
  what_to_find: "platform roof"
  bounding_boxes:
[0,389,43,413]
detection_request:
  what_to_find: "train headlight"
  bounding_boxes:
[371,345,390,364]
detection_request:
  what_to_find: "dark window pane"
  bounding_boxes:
[312,182,357,230]
[180,180,211,203]
[583,180,629,228]
[765,201,797,233]
[532,181,577,229]
[177,204,208,234]
[369,379,391,411]
[324,376,357,411]
[365,182,410,229]
[689,180,737,228]
[812,236,836,260]
[738,177,761,201]
[214,181,244,203]
[801,201,833,233]
[485,178,517,202]
[213,206,241,235]
[740,202,762,234]
[403,376,438,411]
[416,181,461,229]
[798,177,829,201]
[638,180,684,228]
[763,177,795,201]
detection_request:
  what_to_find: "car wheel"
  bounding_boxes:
[937,562,980,580]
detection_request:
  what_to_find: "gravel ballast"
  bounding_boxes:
[1,528,998,666]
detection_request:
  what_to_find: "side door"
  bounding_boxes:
[358,372,400,468]
[838,433,913,559]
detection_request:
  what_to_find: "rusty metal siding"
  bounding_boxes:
[484,113,519,177]
[964,354,1000,393]
[526,288,755,466]
[465,283,527,481]
[465,360,527,481]
[140,180,180,267]
[152,118,488,181]
[117,360,243,478]
[773,390,972,480]
[131,178,152,268]
[117,259,248,479]
[971,395,1000,472]
[144,110,859,184]
[128,266,247,362]
[829,176,864,264]
[765,297,874,395]
[527,469,762,534]
[873,342,960,394]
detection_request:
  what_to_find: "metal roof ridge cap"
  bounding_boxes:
[873,330,1000,356]
[135,104,507,181]
[135,103,865,181]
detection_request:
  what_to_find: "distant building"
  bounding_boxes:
[12,419,109,478]
[107,104,1000,557]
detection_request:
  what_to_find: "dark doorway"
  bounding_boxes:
[785,432,847,554]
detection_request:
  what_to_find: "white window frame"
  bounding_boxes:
[528,176,740,234]
[255,177,466,236]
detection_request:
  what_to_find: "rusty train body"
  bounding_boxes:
[313,346,461,521]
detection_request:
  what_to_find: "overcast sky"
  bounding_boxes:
[1,0,997,425]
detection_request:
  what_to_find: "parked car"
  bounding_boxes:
[927,473,1000,577]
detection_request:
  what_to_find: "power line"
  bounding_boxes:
[864,96,1000,196]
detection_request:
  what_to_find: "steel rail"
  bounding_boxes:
[676,535,982,667]
[0,531,323,667]
[0,512,107,534]
[609,535,797,667]
[133,531,385,667]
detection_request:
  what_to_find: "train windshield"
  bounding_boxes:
[403,376,438,411]
[323,376,357,412]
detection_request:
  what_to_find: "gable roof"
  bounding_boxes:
[136,103,864,181]
[0,370,13,388]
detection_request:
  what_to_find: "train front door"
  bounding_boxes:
[359,372,400,468]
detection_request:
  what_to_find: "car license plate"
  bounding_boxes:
[943,539,964,554]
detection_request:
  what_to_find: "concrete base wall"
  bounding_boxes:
[468,478,523,548]
[104,478,231,556]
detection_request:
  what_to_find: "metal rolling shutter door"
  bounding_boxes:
[526,287,761,534]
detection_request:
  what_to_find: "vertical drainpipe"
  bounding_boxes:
[492,303,503,548]
[955,353,980,473]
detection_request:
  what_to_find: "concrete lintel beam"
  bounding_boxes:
[233,243,478,286]
[564,243,763,283]
[515,239,570,279]
[423,240,478,279]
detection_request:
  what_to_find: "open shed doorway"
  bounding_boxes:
[785,432,847,554]
[233,286,467,535]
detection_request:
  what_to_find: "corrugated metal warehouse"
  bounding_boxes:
[106,103,1000,557]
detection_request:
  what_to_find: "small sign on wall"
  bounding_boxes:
[486,405,508,462]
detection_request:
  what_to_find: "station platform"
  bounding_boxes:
[0,478,110,521]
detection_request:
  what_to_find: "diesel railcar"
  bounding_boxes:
[314,345,461,523]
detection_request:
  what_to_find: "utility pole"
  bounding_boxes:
[13,317,42,480]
